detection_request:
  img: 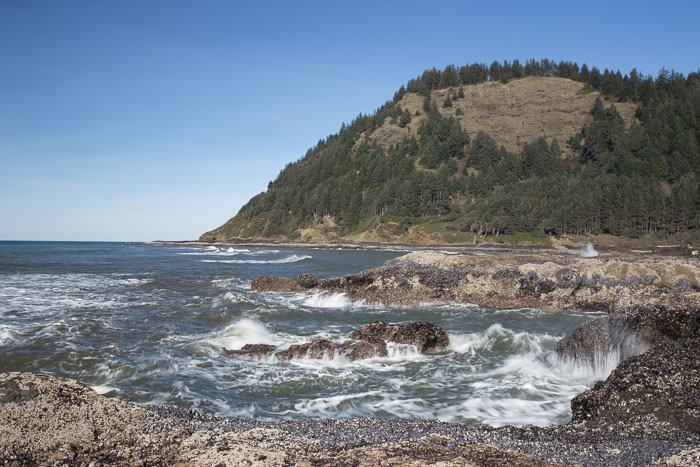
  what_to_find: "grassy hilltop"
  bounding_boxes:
[201,60,700,245]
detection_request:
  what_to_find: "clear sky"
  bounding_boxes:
[1,1,698,241]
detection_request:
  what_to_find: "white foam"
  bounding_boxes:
[385,342,422,360]
[449,396,563,427]
[293,391,382,417]
[213,291,252,306]
[302,292,359,308]
[0,324,15,344]
[180,247,250,256]
[202,254,312,264]
[449,323,557,355]
[91,385,119,395]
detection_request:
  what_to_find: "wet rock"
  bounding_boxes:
[349,321,450,354]
[555,315,648,363]
[570,337,700,434]
[342,338,389,360]
[223,344,277,360]
[517,272,557,298]
[250,273,319,292]
[275,337,389,362]
[276,337,337,361]
[557,301,700,363]
[224,321,447,362]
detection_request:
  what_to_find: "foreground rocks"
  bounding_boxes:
[224,321,449,362]
[570,336,700,433]
[1,370,698,466]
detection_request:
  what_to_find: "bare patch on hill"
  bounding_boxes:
[370,77,638,158]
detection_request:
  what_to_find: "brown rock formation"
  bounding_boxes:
[252,251,700,312]
[251,273,319,292]
[224,321,448,362]
[349,321,450,354]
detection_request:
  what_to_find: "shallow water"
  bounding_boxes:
[0,241,611,426]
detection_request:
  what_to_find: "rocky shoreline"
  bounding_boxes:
[252,250,700,311]
[2,250,699,465]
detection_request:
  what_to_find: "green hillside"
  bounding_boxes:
[201,59,700,244]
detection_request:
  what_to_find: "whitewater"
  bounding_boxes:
[0,242,614,426]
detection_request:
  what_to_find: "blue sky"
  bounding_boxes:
[1,1,698,241]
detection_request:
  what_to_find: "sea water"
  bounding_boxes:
[0,242,611,426]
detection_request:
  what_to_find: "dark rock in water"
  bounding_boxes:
[342,338,389,360]
[276,337,389,362]
[251,273,319,292]
[349,321,449,354]
[571,336,700,434]
[557,302,700,362]
[224,321,447,362]
[555,315,647,363]
[277,338,337,361]
[223,344,277,360]
[295,273,320,289]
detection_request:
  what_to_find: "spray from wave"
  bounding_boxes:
[210,319,275,350]
[302,292,359,308]
[580,242,599,257]
[203,254,312,264]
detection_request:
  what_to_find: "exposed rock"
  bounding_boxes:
[251,251,700,312]
[570,337,700,434]
[275,337,389,362]
[557,300,700,362]
[224,321,447,362]
[251,273,319,292]
[2,371,697,466]
[348,321,450,354]
[223,343,277,360]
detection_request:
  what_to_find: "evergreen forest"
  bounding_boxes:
[202,59,700,242]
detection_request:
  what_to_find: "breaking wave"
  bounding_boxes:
[302,292,359,308]
[209,319,275,350]
[202,254,312,264]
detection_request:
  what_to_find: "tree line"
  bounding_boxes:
[229,60,700,239]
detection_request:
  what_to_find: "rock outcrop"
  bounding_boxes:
[251,251,700,312]
[556,300,700,362]
[224,321,449,362]
[251,273,319,292]
[570,336,700,434]
[348,321,450,354]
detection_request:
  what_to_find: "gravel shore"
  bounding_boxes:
[1,370,698,466]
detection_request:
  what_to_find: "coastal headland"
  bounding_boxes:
[2,246,699,465]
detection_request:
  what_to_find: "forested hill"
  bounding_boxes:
[201,59,700,244]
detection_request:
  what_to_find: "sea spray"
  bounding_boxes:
[581,242,599,257]
[213,319,275,350]
[302,292,357,308]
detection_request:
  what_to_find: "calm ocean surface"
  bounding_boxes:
[0,241,611,426]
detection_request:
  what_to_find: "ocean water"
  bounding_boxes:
[0,241,612,426]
